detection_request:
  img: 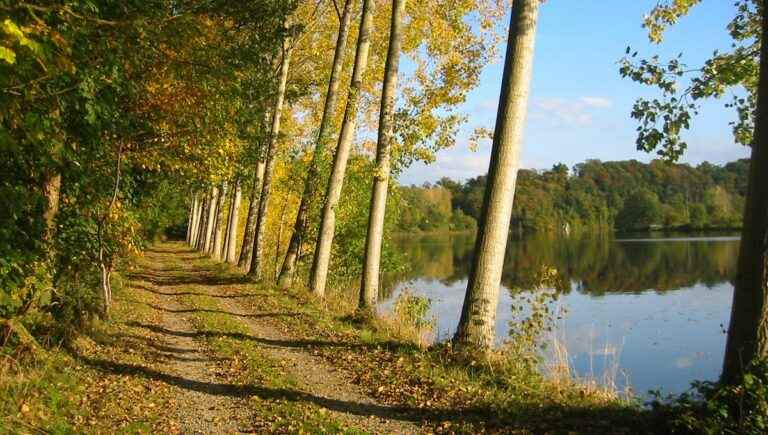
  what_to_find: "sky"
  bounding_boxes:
[398,0,752,185]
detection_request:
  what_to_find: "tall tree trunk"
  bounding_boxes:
[223,179,242,263]
[359,0,406,309]
[42,170,61,243]
[453,0,539,349]
[195,196,209,251]
[248,41,293,280]
[99,144,123,317]
[238,161,266,268]
[222,184,234,258]
[278,0,355,289]
[189,193,201,247]
[204,186,218,253]
[310,0,376,297]
[721,6,768,384]
[212,183,228,260]
[186,193,195,244]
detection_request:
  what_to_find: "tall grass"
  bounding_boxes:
[544,324,631,402]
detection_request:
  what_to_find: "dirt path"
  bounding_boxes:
[153,296,254,434]
[214,293,416,434]
[127,245,419,434]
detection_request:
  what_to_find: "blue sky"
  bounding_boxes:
[398,0,752,185]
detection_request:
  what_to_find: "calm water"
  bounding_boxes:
[380,233,740,396]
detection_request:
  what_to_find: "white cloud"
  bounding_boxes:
[531,96,614,127]
[398,147,491,185]
[580,96,613,109]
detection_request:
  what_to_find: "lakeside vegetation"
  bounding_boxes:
[397,159,749,234]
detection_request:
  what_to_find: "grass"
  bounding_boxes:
[0,272,177,434]
[207,258,653,433]
[3,243,657,433]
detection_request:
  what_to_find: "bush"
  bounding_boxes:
[393,291,433,330]
[651,359,768,434]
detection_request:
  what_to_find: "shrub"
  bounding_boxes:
[651,359,768,434]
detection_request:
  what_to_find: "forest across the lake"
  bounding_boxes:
[397,158,750,234]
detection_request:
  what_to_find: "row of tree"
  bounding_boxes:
[1,0,507,343]
[398,158,750,234]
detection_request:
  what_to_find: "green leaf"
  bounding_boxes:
[0,45,15,64]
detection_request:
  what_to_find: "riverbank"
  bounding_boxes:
[2,242,659,433]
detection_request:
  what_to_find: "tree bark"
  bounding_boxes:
[359,0,406,309]
[721,6,768,384]
[189,193,201,247]
[186,193,195,244]
[195,195,209,251]
[310,0,376,297]
[248,41,293,280]
[223,179,242,263]
[204,186,218,253]
[222,185,233,258]
[42,170,61,243]
[238,161,266,268]
[278,0,355,289]
[212,183,228,260]
[453,0,539,349]
[98,143,123,317]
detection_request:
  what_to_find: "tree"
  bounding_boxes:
[310,0,376,297]
[211,183,228,260]
[238,159,266,268]
[277,0,355,289]
[223,179,242,264]
[615,188,663,231]
[359,0,407,310]
[248,35,293,280]
[620,0,760,159]
[454,0,540,349]
[620,0,767,383]
[722,4,768,384]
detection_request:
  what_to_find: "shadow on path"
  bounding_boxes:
[132,283,266,300]
[129,301,301,320]
[74,354,440,423]
[125,321,361,350]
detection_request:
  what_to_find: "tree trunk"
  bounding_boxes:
[248,41,293,280]
[453,0,539,349]
[222,184,234,259]
[186,193,195,244]
[721,6,768,384]
[238,161,266,268]
[42,170,61,243]
[359,0,406,310]
[310,0,376,297]
[212,183,228,260]
[189,193,201,247]
[195,196,209,251]
[278,0,355,289]
[204,186,218,253]
[224,179,242,263]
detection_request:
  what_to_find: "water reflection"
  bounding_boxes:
[382,233,739,396]
[385,233,738,296]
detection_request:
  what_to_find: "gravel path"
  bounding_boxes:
[130,275,258,433]
[216,295,417,434]
[129,245,419,434]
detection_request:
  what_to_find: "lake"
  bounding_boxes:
[380,233,740,397]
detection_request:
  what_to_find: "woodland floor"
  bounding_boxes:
[3,242,651,434]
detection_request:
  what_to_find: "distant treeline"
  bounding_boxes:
[397,159,749,233]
